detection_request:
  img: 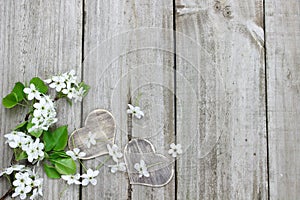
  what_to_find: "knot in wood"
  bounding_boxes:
[222,6,233,18]
[214,1,222,11]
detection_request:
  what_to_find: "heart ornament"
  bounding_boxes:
[68,109,116,160]
[124,138,174,187]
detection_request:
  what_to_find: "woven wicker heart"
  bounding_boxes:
[68,109,115,160]
[124,139,174,187]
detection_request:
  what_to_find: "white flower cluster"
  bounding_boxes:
[45,70,86,102]
[5,131,44,163]
[61,168,99,186]
[0,165,43,200]
[63,148,100,186]
[30,95,57,133]
[23,83,57,133]
[107,144,126,173]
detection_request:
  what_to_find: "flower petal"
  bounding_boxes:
[143,170,150,177]
[170,143,176,149]
[90,179,97,185]
[81,179,89,186]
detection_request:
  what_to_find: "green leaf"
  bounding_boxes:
[53,158,76,175]
[66,98,72,106]
[30,77,48,94]
[56,92,67,99]
[2,93,18,108]
[44,152,49,159]
[14,148,28,161]
[27,122,43,137]
[52,126,68,151]
[43,126,68,152]
[12,82,25,102]
[49,151,69,160]
[14,121,28,131]
[79,82,90,97]
[43,131,55,152]
[30,129,43,138]
[44,164,61,179]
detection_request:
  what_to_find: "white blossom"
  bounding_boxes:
[81,169,99,186]
[86,132,97,148]
[29,95,57,133]
[29,181,43,200]
[45,70,86,102]
[30,188,39,200]
[168,143,183,158]
[49,76,66,92]
[13,172,32,187]
[0,165,25,176]
[127,104,144,119]
[26,138,45,163]
[33,98,52,117]
[134,160,150,178]
[5,134,23,149]
[61,174,81,185]
[62,87,77,99]
[4,131,26,141]
[37,180,43,196]
[109,162,126,173]
[3,131,45,163]
[23,84,41,101]
[73,87,85,102]
[107,144,123,163]
[11,169,43,200]
[62,70,78,87]
[66,148,86,160]
[4,131,32,149]
[27,177,43,192]
[12,185,32,199]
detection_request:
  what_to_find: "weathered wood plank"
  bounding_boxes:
[0,1,82,199]
[82,0,174,199]
[81,1,129,199]
[125,1,175,199]
[265,1,300,199]
[175,0,268,199]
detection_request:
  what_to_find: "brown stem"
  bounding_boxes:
[24,113,30,121]
[0,188,13,200]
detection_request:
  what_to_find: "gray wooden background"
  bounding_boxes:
[0,0,299,199]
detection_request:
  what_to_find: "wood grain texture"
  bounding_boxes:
[81,0,129,199]
[82,0,174,199]
[0,1,82,199]
[265,0,300,199]
[175,0,268,199]
[126,1,176,198]
[124,139,174,187]
[69,109,115,159]
[1,0,299,199]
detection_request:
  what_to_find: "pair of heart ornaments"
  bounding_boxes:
[68,109,174,187]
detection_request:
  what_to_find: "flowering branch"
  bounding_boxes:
[1,70,182,199]
[0,70,89,200]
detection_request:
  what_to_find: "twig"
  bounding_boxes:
[96,156,111,170]
[24,113,30,121]
[0,187,13,200]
